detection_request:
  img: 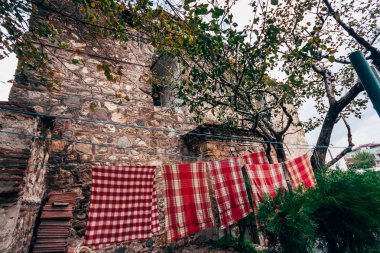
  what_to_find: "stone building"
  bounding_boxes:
[0,3,308,253]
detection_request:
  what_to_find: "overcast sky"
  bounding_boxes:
[0,53,16,100]
[1,0,379,165]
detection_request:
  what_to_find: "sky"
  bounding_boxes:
[1,0,379,166]
[0,54,16,100]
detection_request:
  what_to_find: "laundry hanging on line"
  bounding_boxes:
[84,165,159,249]
[241,150,269,164]
[245,163,289,208]
[82,150,317,247]
[208,157,253,229]
[284,153,317,189]
[163,162,214,243]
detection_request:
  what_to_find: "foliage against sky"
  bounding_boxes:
[351,150,376,169]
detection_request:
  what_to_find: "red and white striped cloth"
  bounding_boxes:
[284,153,317,189]
[163,162,214,243]
[245,163,288,207]
[241,150,269,164]
[208,158,252,228]
[84,166,159,249]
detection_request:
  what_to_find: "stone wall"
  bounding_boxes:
[0,104,51,253]
[0,5,308,253]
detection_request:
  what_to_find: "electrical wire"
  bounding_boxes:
[0,108,349,150]
[0,129,202,160]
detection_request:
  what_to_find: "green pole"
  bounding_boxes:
[349,51,380,117]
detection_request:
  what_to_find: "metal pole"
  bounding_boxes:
[349,51,380,117]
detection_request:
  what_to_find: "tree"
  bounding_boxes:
[125,0,302,162]
[270,0,379,169]
[134,0,378,168]
[351,151,376,170]
[295,0,380,170]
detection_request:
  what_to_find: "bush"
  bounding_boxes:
[350,151,376,170]
[256,171,380,253]
[257,189,317,253]
[309,171,380,252]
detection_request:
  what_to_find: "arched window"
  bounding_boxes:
[151,55,181,107]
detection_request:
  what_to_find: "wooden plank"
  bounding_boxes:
[0,188,22,194]
[36,233,69,238]
[0,147,31,155]
[0,170,26,175]
[0,177,24,182]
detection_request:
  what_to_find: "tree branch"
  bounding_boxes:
[322,0,380,56]
[326,147,350,168]
[335,82,364,112]
[312,64,336,105]
[326,116,354,167]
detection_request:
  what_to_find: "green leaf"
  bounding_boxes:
[71,59,79,64]
[212,8,224,19]
[271,0,279,5]
[194,5,208,15]
[184,0,196,5]
[327,55,335,63]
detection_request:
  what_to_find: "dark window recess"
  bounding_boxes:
[152,84,161,106]
[121,10,135,27]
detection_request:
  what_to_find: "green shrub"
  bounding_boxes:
[257,189,317,253]
[256,171,380,253]
[309,171,380,252]
[351,151,376,170]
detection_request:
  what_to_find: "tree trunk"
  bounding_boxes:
[273,137,287,163]
[311,83,364,171]
[311,106,339,171]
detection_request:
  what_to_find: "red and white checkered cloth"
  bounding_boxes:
[163,162,214,243]
[208,158,252,228]
[84,166,159,249]
[241,150,269,164]
[284,153,317,189]
[245,163,288,207]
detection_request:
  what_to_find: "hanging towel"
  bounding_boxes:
[163,162,214,243]
[241,150,269,164]
[245,163,288,207]
[284,154,317,189]
[208,157,252,228]
[84,166,159,249]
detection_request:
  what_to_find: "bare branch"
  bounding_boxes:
[326,116,354,167]
[336,82,364,112]
[312,64,336,105]
[326,147,351,167]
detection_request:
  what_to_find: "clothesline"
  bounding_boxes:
[81,152,317,249]
[0,127,334,170]
[0,108,349,149]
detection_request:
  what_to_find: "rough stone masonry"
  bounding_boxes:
[0,3,308,253]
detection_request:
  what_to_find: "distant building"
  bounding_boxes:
[344,143,380,169]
